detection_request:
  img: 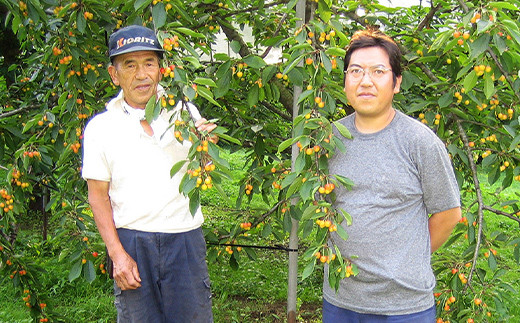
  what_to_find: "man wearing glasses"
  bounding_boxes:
[323,29,462,322]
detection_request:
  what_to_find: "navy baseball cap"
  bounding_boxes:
[108,25,164,59]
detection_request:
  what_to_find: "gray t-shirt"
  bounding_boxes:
[323,110,460,315]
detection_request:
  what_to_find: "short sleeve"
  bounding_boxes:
[416,134,461,214]
[81,117,111,182]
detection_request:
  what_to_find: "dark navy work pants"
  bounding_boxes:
[323,298,436,323]
[114,227,213,323]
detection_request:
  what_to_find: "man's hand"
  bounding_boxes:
[87,179,142,290]
[112,251,141,290]
[195,118,218,143]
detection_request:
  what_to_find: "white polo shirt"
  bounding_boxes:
[82,89,204,233]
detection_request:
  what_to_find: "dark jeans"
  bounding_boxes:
[323,298,436,323]
[114,227,213,323]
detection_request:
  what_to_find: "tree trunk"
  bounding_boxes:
[287,1,306,322]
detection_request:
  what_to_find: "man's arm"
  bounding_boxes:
[87,179,141,290]
[429,206,462,253]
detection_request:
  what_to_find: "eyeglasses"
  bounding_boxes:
[345,65,392,81]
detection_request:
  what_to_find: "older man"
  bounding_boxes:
[82,25,214,322]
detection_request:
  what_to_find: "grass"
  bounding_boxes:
[1,150,519,322]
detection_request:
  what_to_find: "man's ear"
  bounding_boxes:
[393,75,402,94]
[108,65,120,86]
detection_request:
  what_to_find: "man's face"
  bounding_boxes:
[108,51,162,109]
[344,46,402,119]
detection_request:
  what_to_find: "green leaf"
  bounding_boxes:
[181,176,197,195]
[229,253,239,270]
[336,223,349,241]
[317,0,332,23]
[183,55,202,68]
[476,20,493,35]
[27,0,47,23]
[196,86,221,107]
[281,172,298,189]
[189,189,200,216]
[463,70,478,93]
[293,152,306,174]
[262,223,272,238]
[301,204,320,221]
[339,208,352,226]
[282,53,305,76]
[145,96,160,122]
[302,259,316,280]
[332,135,346,154]
[244,247,258,261]
[68,260,82,282]
[406,100,430,113]
[243,55,266,69]
[217,133,242,146]
[509,134,520,152]
[488,2,519,10]
[443,232,463,249]
[278,137,294,153]
[456,63,474,81]
[300,179,316,201]
[286,178,304,200]
[262,65,277,83]
[484,75,495,99]
[401,71,421,91]
[152,3,166,28]
[83,261,96,283]
[184,85,197,101]
[194,78,217,87]
[333,174,354,190]
[430,30,452,52]
[206,146,229,170]
[230,40,241,54]
[469,34,490,59]
[174,27,205,38]
[320,51,332,74]
[333,121,352,139]
[438,92,453,108]
[325,47,346,58]
[170,160,187,177]
[488,252,497,271]
[134,0,152,10]
[247,85,259,107]
[76,11,86,34]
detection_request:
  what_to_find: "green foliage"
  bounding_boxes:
[1,0,519,321]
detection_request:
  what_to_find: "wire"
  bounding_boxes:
[207,242,298,253]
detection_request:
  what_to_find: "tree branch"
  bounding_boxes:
[260,12,288,60]
[262,101,292,121]
[456,0,469,12]
[454,1,519,101]
[486,48,520,102]
[216,17,294,115]
[217,17,252,59]
[416,2,441,32]
[254,199,287,227]
[483,206,520,227]
[218,0,290,20]
[455,117,483,292]
[0,105,38,120]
